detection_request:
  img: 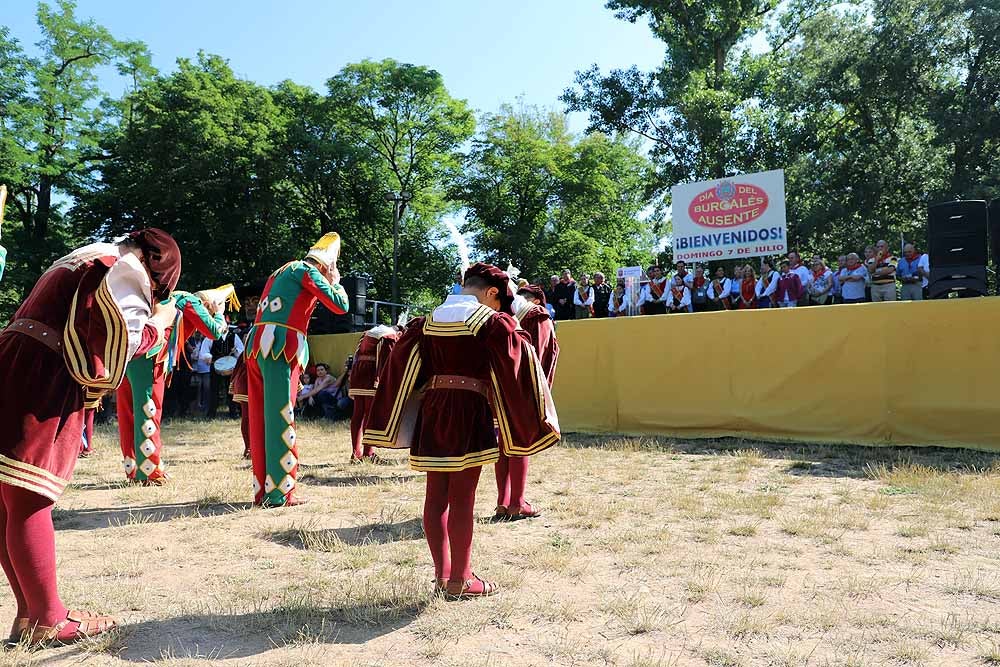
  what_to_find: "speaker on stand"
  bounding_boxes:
[989,199,1000,295]
[926,200,989,299]
[309,275,368,334]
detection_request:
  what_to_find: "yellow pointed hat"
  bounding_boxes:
[197,284,241,312]
[306,232,341,268]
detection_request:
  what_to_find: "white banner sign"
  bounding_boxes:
[616,266,644,281]
[670,169,787,264]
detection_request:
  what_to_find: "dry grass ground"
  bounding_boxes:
[2,419,1000,666]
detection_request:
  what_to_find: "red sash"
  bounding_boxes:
[649,278,666,299]
[713,279,731,309]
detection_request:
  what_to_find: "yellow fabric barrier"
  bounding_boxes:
[552,298,1000,451]
[311,298,1000,450]
[307,332,362,374]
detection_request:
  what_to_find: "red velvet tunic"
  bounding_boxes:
[348,330,399,450]
[362,296,560,472]
[514,303,559,387]
[0,244,159,500]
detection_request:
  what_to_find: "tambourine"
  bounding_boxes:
[213,356,237,376]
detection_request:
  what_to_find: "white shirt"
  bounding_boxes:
[668,284,691,309]
[195,337,214,373]
[756,272,779,298]
[573,286,594,307]
[791,264,812,288]
[231,331,246,357]
[708,278,732,301]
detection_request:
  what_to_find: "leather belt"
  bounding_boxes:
[355,354,376,362]
[427,374,490,399]
[2,319,63,355]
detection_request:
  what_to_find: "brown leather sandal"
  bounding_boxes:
[5,617,27,646]
[444,574,500,600]
[433,578,448,595]
[492,505,509,521]
[508,502,541,520]
[28,610,117,646]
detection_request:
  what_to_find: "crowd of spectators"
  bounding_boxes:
[542,241,930,319]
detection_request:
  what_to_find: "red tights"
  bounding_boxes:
[423,467,482,584]
[494,452,529,510]
[0,484,67,626]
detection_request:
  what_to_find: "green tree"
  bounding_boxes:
[78,53,293,290]
[454,104,656,282]
[326,59,474,302]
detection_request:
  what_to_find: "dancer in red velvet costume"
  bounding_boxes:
[0,230,179,646]
[491,284,560,521]
[347,325,400,463]
[363,263,560,599]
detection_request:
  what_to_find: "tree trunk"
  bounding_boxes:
[34,175,52,242]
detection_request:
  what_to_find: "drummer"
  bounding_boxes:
[116,285,239,484]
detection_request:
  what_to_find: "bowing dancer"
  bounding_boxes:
[492,284,559,521]
[0,230,179,645]
[245,233,349,507]
[362,263,560,599]
[347,325,401,463]
[117,285,238,484]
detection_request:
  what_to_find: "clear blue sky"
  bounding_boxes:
[4,0,666,128]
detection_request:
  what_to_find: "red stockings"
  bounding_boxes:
[423,467,482,584]
[0,483,67,626]
[494,452,529,510]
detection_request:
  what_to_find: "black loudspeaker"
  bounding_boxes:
[990,199,1000,267]
[927,200,989,299]
[309,274,368,334]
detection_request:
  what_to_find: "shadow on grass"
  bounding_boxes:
[104,602,424,662]
[53,502,254,531]
[563,433,1000,479]
[299,471,418,487]
[266,518,424,550]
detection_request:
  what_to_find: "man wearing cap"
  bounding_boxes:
[0,229,180,645]
[245,233,350,507]
[116,285,237,485]
[363,263,560,599]
[347,324,401,464]
[492,284,560,521]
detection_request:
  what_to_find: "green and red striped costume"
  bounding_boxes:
[245,260,348,506]
[116,291,225,482]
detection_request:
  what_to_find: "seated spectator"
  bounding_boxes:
[592,272,612,318]
[668,274,692,313]
[755,259,779,308]
[297,372,314,403]
[573,273,595,319]
[839,253,868,304]
[297,362,335,416]
[738,264,758,309]
[315,359,353,420]
[897,242,929,301]
[708,266,732,310]
[690,265,710,312]
[776,259,804,307]
[807,259,834,305]
[869,239,898,302]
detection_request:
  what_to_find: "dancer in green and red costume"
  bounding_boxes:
[363,263,560,598]
[116,284,238,484]
[0,229,179,646]
[245,233,349,507]
[492,284,559,521]
[347,325,400,463]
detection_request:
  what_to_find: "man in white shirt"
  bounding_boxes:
[639,265,668,315]
[756,259,779,308]
[708,266,732,310]
[897,243,930,301]
[787,251,812,306]
[192,332,214,416]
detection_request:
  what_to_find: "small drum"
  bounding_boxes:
[213,356,237,376]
